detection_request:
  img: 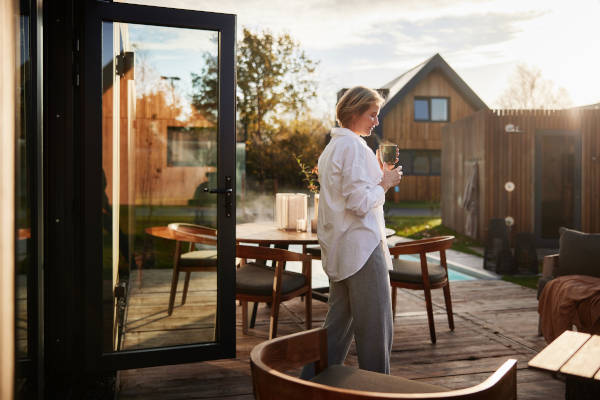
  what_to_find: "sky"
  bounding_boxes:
[120,0,600,119]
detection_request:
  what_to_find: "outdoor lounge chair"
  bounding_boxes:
[388,236,455,344]
[537,228,600,340]
[250,327,518,400]
[236,244,312,339]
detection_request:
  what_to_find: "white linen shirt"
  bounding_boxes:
[317,127,392,282]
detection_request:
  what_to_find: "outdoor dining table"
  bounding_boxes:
[528,330,600,399]
[146,223,397,325]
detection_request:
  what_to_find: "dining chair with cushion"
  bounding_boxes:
[236,244,312,339]
[388,236,455,344]
[166,223,218,316]
[250,327,517,400]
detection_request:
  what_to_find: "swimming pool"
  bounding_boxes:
[396,254,477,282]
[284,245,486,288]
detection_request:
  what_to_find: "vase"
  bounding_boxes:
[311,194,319,233]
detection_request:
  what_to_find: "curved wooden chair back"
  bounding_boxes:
[250,328,517,400]
[388,236,455,344]
[236,244,312,339]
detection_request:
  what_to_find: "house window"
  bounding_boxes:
[414,99,429,121]
[167,126,217,167]
[397,149,441,176]
[413,97,449,122]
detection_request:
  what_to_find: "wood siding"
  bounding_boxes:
[102,73,215,206]
[383,70,479,201]
[443,109,600,241]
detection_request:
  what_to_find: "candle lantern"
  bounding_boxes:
[275,193,308,231]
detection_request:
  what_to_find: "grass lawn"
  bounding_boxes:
[501,274,539,290]
[385,216,483,257]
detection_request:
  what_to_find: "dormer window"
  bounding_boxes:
[414,97,449,122]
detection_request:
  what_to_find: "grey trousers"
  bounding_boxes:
[301,242,393,378]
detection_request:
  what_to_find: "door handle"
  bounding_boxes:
[203,187,233,194]
[203,176,233,217]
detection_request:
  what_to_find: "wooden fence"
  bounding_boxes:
[442,108,600,242]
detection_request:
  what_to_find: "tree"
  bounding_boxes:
[191,28,323,192]
[245,116,328,191]
[496,64,572,109]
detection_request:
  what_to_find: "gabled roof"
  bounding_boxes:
[379,53,488,118]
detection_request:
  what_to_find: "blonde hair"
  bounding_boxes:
[336,86,385,128]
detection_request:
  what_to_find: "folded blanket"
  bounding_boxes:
[539,275,600,343]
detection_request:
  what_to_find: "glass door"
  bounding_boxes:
[83,1,236,369]
[535,130,582,247]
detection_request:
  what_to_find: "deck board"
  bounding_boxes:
[118,278,564,399]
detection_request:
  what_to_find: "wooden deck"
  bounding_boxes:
[121,270,217,350]
[118,279,565,399]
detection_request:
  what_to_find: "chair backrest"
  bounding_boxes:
[236,244,311,264]
[251,328,517,400]
[388,236,454,257]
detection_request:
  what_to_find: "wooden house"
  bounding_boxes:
[442,109,600,246]
[374,54,488,202]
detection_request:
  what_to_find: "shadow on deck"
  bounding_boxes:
[117,278,564,400]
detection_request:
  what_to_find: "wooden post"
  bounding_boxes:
[0,0,17,398]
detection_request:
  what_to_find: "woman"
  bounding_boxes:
[303,86,403,377]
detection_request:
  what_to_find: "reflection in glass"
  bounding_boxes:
[16,2,31,360]
[101,22,219,352]
[413,151,430,175]
[431,98,448,121]
[414,99,429,121]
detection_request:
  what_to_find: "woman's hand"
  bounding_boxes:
[378,165,403,192]
[376,147,400,171]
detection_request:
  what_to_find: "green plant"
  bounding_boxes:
[295,154,319,193]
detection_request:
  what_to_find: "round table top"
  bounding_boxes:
[146,224,396,246]
[236,222,318,245]
[145,226,217,245]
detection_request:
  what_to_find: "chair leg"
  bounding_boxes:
[269,299,281,340]
[241,300,249,335]
[423,286,436,344]
[442,283,455,331]
[168,268,179,316]
[391,286,397,321]
[182,271,191,305]
[250,302,259,328]
[305,289,312,330]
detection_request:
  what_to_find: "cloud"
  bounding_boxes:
[119,0,600,109]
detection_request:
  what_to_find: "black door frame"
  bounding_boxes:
[534,129,582,248]
[80,1,236,371]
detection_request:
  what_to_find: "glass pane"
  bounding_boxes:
[431,98,448,121]
[414,99,429,121]
[15,0,32,360]
[413,151,430,175]
[102,22,219,352]
[430,151,441,175]
[397,150,412,175]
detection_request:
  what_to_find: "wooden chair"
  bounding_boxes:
[166,223,218,316]
[388,236,455,344]
[236,244,312,339]
[250,328,517,400]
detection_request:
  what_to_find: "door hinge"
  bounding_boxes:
[115,51,135,78]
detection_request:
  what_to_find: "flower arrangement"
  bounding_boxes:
[295,155,319,194]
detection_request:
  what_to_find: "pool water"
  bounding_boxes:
[284,245,478,288]
[447,268,476,281]
[398,254,476,282]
